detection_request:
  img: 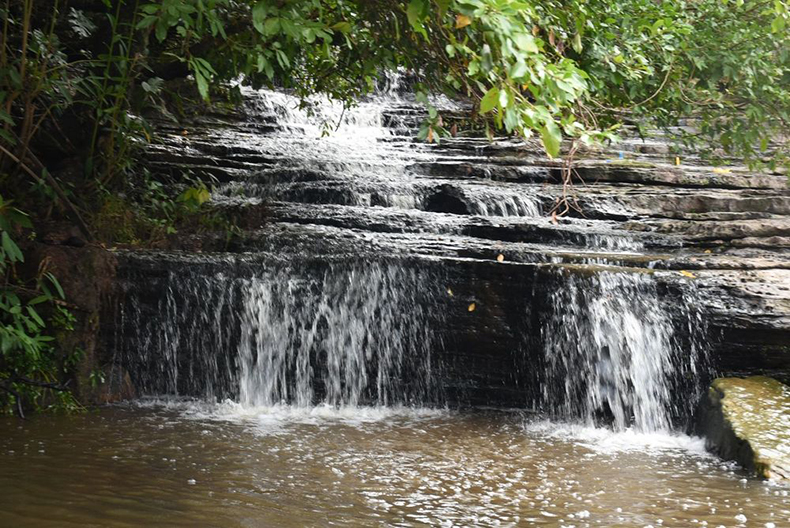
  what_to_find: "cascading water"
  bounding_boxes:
[540,269,708,431]
[464,187,542,217]
[113,261,443,407]
[114,78,714,434]
[237,263,440,408]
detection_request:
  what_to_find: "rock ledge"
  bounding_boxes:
[700,376,790,481]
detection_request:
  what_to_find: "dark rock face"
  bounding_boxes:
[101,86,790,419]
[26,242,118,402]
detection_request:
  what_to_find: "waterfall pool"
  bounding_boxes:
[1,404,787,527]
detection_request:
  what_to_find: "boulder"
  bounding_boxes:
[699,376,790,481]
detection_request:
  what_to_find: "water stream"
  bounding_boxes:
[1,407,788,527]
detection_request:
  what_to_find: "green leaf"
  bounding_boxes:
[407,0,429,38]
[514,33,539,53]
[331,21,352,33]
[1,231,23,263]
[135,15,158,30]
[29,295,50,306]
[195,71,209,100]
[509,60,528,80]
[45,273,65,299]
[264,17,281,36]
[498,87,510,109]
[541,120,562,158]
[155,19,168,42]
[572,33,583,53]
[407,0,428,27]
[26,306,45,327]
[480,86,500,114]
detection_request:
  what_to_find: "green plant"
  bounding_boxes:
[89,367,105,390]
[0,194,79,416]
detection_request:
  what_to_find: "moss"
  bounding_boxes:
[92,195,142,245]
[710,376,790,480]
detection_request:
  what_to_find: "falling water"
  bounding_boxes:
[118,81,713,434]
[540,269,707,431]
[113,261,442,407]
[465,187,542,217]
[237,263,440,408]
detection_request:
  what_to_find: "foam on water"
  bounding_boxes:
[130,397,448,438]
[525,419,710,456]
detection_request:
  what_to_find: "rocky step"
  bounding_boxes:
[699,377,790,480]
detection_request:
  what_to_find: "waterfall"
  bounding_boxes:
[238,263,440,407]
[113,261,442,407]
[465,187,542,217]
[115,82,715,435]
[540,269,707,431]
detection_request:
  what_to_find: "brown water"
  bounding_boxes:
[1,403,787,527]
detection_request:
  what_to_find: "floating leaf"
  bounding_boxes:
[679,270,696,278]
[447,288,454,296]
[496,254,505,262]
[467,302,476,312]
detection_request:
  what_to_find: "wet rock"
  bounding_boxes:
[424,184,471,215]
[102,86,790,408]
[699,376,790,481]
[27,242,117,403]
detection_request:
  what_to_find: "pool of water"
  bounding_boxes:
[1,403,787,527]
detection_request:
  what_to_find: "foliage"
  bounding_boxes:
[128,0,789,166]
[0,194,80,416]
[1,0,787,217]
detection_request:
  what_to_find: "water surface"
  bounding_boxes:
[1,404,787,527]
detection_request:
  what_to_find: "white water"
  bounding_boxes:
[116,262,442,407]
[524,419,710,456]
[541,269,706,432]
[238,264,439,408]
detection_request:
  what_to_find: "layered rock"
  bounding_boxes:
[103,86,790,413]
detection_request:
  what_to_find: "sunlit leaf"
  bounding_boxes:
[456,14,472,29]
[540,120,562,158]
[480,86,499,114]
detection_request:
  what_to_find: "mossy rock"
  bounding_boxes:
[700,376,790,481]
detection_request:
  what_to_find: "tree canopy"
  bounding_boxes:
[2,0,789,184]
[136,0,789,163]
